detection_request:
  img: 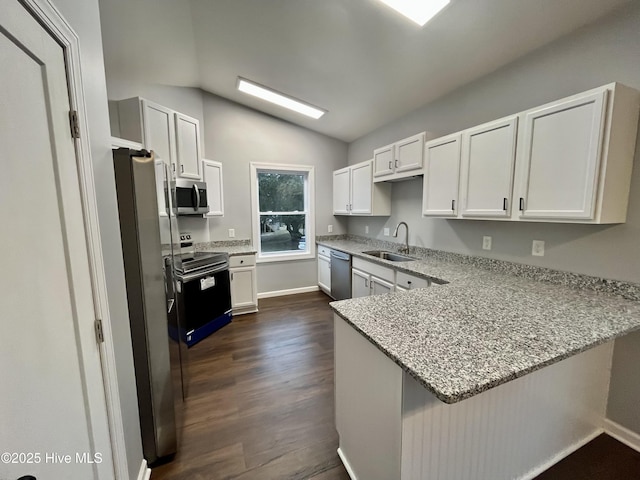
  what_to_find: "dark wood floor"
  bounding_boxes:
[153,291,640,480]
[152,291,350,480]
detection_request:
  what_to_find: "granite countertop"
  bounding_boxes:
[319,237,640,404]
[196,240,257,256]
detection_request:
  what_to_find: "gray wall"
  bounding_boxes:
[347,3,640,434]
[54,0,143,478]
[201,93,349,293]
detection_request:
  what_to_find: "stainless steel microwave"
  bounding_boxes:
[175,179,209,215]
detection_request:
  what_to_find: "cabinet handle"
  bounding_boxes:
[519,197,525,211]
[230,272,234,281]
[172,163,176,172]
[365,279,369,288]
[388,160,392,170]
[240,260,244,264]
[451,199,455,211]
[349,203,352,211]
[346,203,349,211]
[503,198,508,211]
[180,164,184,173]
[395,159,398,168]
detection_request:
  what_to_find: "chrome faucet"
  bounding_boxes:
[393,221,409,254]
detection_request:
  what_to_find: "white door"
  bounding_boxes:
[423,133,462,216]
[517,90,607,220]
[333,167,351,214]
[0,2,113,479]
[230,267,257,309]
[351,269,371,298]
[142,99,177,177]
[202,159,225,216]
[318,254,331,293]
[350,161,373,214]
[371,276,394,296]
[461,116,518,218]
[373,144,395,178]
[396,132,425,173]
[175,112,202,179]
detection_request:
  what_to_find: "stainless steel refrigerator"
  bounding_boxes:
[113,148,186,465]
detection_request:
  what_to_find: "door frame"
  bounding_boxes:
[20,0,129,478]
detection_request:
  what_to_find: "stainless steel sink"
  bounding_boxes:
[362,250,417,262]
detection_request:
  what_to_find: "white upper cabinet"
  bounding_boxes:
[175,112,202,179]
[373,132,427,182]
[116,97,203,181]
[460,116,518,218]
[422,133,462,217]
[512,84,639,223]
[333,160,391,216]
[154,158,168,217]
[333,167,351,214]
[202,159,224,216]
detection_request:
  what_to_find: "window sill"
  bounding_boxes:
[257,251,316,264]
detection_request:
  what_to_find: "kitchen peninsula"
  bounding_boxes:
[321,238,640,480]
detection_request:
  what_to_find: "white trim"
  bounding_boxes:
[250,162,316,262]
[518,429,603,480]
[111,136,143,150]
[604,418,640,453]
[257,285,319,299]
[137,459,152,480]
[337,448,358,480]
[19,1,128,478]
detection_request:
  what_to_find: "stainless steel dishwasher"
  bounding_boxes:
[330,250,352,300]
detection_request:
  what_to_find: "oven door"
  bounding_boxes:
[178,264,231,336]
[176,181,209,215]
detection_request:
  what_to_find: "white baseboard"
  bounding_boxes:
[137,459,151,480]
[337,447,358,480]
[257,285,319,299]
[604,418,640,453]
[519,429,603,480]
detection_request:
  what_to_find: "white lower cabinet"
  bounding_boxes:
[351,258,395,298]
[318,252,331,294]
[371,276,394,295]
[351,268,371,298]
[396,271,431,290]
[230,254,257,315]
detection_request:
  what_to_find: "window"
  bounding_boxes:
[250,163,315,262]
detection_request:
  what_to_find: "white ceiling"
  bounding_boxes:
[99,0,630,142]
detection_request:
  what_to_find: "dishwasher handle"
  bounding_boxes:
[330,250,350,261]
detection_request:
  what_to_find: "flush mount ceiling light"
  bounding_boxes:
[237,78,326,119]
[378,0,450,26]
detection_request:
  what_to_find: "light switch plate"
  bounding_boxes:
[383,227,390,236]
[328,224,333,233]
[482,236,492,250]
[228,228,235,238]
[532,240,545,256]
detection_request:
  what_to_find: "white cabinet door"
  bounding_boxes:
[373,144,395,177]
[371,276,394,296]
[352,268,371,298]
[175,112,202,179]
[202,159,224,216]
[517,90,607,220]
[395,132,425,173]
[154,159,168,217]
[423,133,462,216]
[333,167,351,214]
[318,254,331,293]
[350,161,373,214]
[142,99,176,176]
[230,267,257,310]
[461,116,518,218]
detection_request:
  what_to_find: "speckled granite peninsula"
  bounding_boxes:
[320,236,640,403]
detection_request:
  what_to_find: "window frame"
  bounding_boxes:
[250,162,316,263]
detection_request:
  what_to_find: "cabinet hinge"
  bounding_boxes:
[95,319,104,343]
[69,110,80,139]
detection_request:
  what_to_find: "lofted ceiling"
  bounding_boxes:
[99,0,631,142]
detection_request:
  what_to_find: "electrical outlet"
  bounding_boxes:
[482,236,492,250]
[228,228,235,238]
[383,227,390,236]
[365,225,369,234]
[532,240,545,256]
[328,224,333,233]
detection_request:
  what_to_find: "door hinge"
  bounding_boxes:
[69,110,80,139]
[95,319,104,343]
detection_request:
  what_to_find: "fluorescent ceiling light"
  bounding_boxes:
[378,0,450,26]
[237,78,326,119]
